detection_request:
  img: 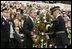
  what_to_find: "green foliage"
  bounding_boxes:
[67,28,71,45]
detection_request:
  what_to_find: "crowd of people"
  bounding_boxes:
[1,1,71,48]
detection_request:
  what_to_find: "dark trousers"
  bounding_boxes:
[55,33,67,48]
[23,37,33,48]
[14,38,20,48]
[1,41,9,48]
[9,38,20,48]
[9,38,16,48]
[55,45,65,48]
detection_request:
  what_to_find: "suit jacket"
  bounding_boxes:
[1,17,10,42]
[22,16,34,38]
[22,16,34,48]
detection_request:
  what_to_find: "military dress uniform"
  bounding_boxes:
[49,6,67,48]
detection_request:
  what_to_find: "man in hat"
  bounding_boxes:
[1,8,10,48]
[49,6,67,48]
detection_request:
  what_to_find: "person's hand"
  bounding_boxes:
[19,34,24,38]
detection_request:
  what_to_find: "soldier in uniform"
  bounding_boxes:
[48,6,67,48]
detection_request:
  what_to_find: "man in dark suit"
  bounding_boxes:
[1,9,10,48]
[49,6,67,48]
[22,8,37,48]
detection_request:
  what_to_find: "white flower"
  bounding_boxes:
[35,39,37,42]
[37,21,40,23]
[36,18,40,20]
[49,44,52,47]
[44,43,46,45]
[33,34,37,38]
[43,16,46,19]
[50,19,52,21]
[44,20,47,23]
[41,32,44,35]
[41,39,44,42]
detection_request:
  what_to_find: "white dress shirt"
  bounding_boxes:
[10,22,14,38]
[3,16,7,20]
[29,16,34,23]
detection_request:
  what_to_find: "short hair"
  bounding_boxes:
[28,7,36,14]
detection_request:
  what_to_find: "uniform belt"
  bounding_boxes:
[56,31,65,34]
